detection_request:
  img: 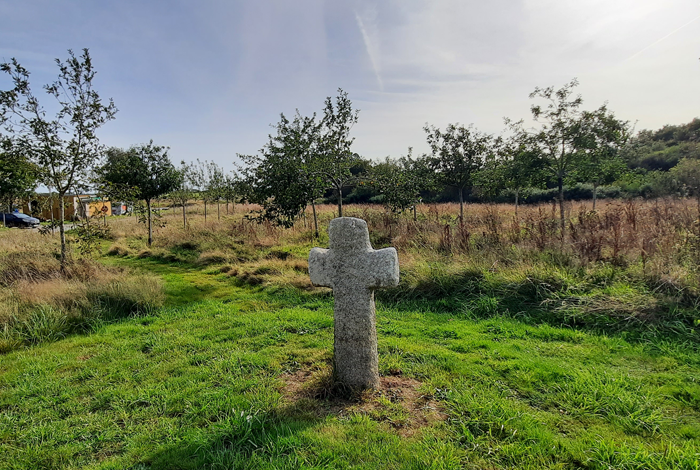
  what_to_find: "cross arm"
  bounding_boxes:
[365,247,399,289]
[308,247,333,288]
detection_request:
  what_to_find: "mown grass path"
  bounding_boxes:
[1,257,700,469]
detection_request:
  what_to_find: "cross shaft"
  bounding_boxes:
[309,217,399,389]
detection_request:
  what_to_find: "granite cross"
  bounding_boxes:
[308,217,399,389]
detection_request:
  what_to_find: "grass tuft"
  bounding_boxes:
[106,243,131,257]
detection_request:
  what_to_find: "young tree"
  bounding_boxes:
[211,162,226,221]
[424,123,492,222]
[478,134,545,216]
[511,78,594,232]
[369,150,435,219]
[97,141,179,246]
[189,159,225,222]
[575,106,631,210]
[0,49,117,269]
[243,89,359,227]
[222,171,241,215]
[0,138,38,219]
[167,161,195,229]
[316,88,360,217]
[188,160,207,222]
[204,160,226,221]
[240,110,325,235]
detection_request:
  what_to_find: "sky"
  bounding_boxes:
[1,0,699,173]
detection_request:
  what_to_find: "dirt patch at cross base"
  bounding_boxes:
[279,368,448,437]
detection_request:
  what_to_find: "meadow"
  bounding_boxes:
[0,199,699,469]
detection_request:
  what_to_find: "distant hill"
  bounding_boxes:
[623,118,700,171]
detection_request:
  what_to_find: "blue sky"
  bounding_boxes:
[1,0,699,173]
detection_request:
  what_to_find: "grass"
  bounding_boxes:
[0,230,164,352]
[1,200,700,468]
[1,273,699,468]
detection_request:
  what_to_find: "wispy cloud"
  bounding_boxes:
[623,13,700,63]
[1,0,697,168]
[354,8,383,91]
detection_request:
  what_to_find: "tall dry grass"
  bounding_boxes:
[0,229,164,352]
[107,198,700,295]
[4,197,695,351]
[17,197,696,337]
[109,198,700,262]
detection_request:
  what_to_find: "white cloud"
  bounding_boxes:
[1,0,698,168]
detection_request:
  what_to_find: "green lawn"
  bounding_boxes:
[1,257,700,469]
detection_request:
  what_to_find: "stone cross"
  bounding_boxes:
[308,217,399,390]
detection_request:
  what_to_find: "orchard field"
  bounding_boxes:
[1,200,699,469]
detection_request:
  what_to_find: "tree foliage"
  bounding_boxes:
[424,123,492,221]
[476,135,545,213]
[369,150,435,216]
[0,139,37,212]
[574,106,631,208]
[188,159,228,221]
[315,88,361,217]
[167,161,196,229]
[508,78,589,230]
[241,89,361,231]
[97,141,179,246]
[671,158,700,214]
[511,79,634,223]
[222,172,241,212]
[0,49,117,268]
[240,110,324,230]
[622,118,700,171]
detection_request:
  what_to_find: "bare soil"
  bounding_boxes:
[279,367,448,437]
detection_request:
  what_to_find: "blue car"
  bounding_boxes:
[1,213,41,228]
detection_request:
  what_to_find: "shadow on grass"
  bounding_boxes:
[111,253,700,350]
[138,412,318,470]
[376,268,700,347]
[136,368,439,470]
[137,370,356,470]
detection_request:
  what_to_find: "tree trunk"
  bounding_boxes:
[592,183,598,211]
[182,201,187,230]
[226,199,229,215]
[147,199,153,246]
[413,205,417,222]
[514,187,519,218]
[337,186,343,218]
[459,188,464,223]
[558,174,565,235]
[311,201,319,239]
[204,200,207,222]
[59,196,67,272]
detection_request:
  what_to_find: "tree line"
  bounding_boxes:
[0,50,241,263]
[2,50,699,269]
[240,81,700,234]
